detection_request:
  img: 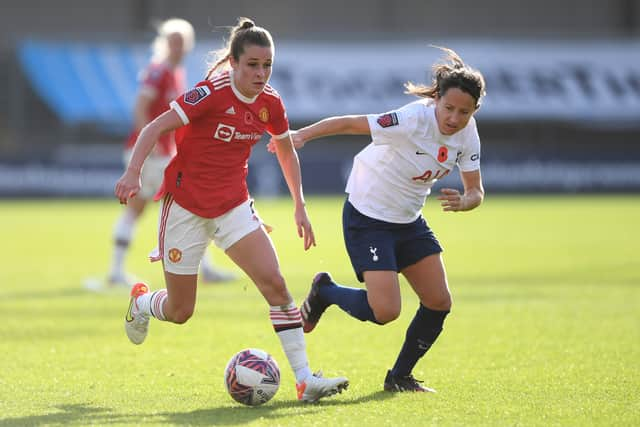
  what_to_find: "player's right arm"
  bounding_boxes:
[114,109,183,204]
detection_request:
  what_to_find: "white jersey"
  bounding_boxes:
[346,99,481,223]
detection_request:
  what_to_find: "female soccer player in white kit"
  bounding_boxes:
[284,47,486,392]
[114,17,348,403]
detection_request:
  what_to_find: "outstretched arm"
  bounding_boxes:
[268,115,370,152]
[296,115,371,144]
[114,109,183,204]
[438,169,485,212]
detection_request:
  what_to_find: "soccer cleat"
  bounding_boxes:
[124,282,150,345]
[199,266,236,283]
[296,371,349,403]
[383,370,436,393]
[300,272,333,333]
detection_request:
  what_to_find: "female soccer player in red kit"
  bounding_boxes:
[114,17,348,403]
[109,18,233,287]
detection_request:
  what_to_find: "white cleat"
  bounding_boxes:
[296,371,349,403]
[124,283,150,345]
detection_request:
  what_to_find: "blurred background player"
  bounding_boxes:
[109,18,235,287]
[115,17,349,402]
[276,47,485,393]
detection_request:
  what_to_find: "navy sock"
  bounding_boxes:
[319,280,379,324]
[391,304,449,377]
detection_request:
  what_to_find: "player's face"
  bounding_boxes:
[167,32,185,65]
[230,44,273,98]
[434,88,477,135]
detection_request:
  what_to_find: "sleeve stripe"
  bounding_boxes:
[272,129,290,140]
[170,100,189,125]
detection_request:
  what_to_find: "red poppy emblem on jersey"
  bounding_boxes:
[168,248,182,263]
[183,86,211,105]
[259,107,269,122]
[376,112,399,128]
[438,146,448,162]
[244,111,253,125]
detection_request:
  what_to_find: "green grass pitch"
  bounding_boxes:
[0,195,638,426]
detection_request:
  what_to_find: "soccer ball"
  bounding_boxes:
[224,348,280,406]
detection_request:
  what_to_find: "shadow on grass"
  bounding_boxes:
[0,392,393,426]
[161,391,394,425]
[0,404,131,426]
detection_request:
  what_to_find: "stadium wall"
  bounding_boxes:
[0,1,639,196]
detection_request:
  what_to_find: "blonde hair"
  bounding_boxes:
[405,45,486,108]
[205,17,273,79]
[151,18,195,63]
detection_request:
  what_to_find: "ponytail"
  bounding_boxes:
[405,45,486,108]
[205,17,273,79]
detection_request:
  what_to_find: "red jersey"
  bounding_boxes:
[125,62,186,156]
[159,70,290,218]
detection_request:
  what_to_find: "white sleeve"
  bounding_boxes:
[457,118,481,172]
[366,102,420,146]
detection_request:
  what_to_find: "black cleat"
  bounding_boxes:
[300,272,333,333]
[383,370,436,393]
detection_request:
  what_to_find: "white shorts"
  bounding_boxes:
[124,149,171,200]
[150,195,262,275]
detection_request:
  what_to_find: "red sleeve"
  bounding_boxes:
[266,96,289,138]
[170,81,216,125]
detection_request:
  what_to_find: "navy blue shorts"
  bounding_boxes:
[342,200,443,282]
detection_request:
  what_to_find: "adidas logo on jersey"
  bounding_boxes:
[225,106,236,115]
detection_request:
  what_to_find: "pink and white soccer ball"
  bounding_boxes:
[224,348,280,406]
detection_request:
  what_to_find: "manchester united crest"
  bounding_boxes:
[168,248,182,263]
[259,107,269,122]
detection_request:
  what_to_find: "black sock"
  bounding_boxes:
[320,280,380,323]
[390,304,449,377]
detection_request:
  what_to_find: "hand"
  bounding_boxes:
[294,205,316,250]
[114,169,142,205]
[437,188,466,212]
[290,130,306,149]
[266,130,306,154]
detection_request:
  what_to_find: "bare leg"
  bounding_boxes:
[225,228,291,306]
[162,271,198,324]
[362,270,402,324]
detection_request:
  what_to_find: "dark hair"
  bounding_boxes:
[205,17,273,79]
[405,46,486,108]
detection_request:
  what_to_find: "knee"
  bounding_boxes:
[167,306,194,324]
[261,272,290,304]
[428,292,452,312]
[372,306,401,325]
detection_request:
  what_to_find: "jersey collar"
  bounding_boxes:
[229,69,259,104]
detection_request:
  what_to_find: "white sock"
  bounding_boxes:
[270,302,312,383]
[110,209,137,276]
[135,290,168,321]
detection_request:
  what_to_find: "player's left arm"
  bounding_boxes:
[438,169,485,212]
[272,133,316,250]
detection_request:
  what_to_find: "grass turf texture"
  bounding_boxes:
[0,195,638,426]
